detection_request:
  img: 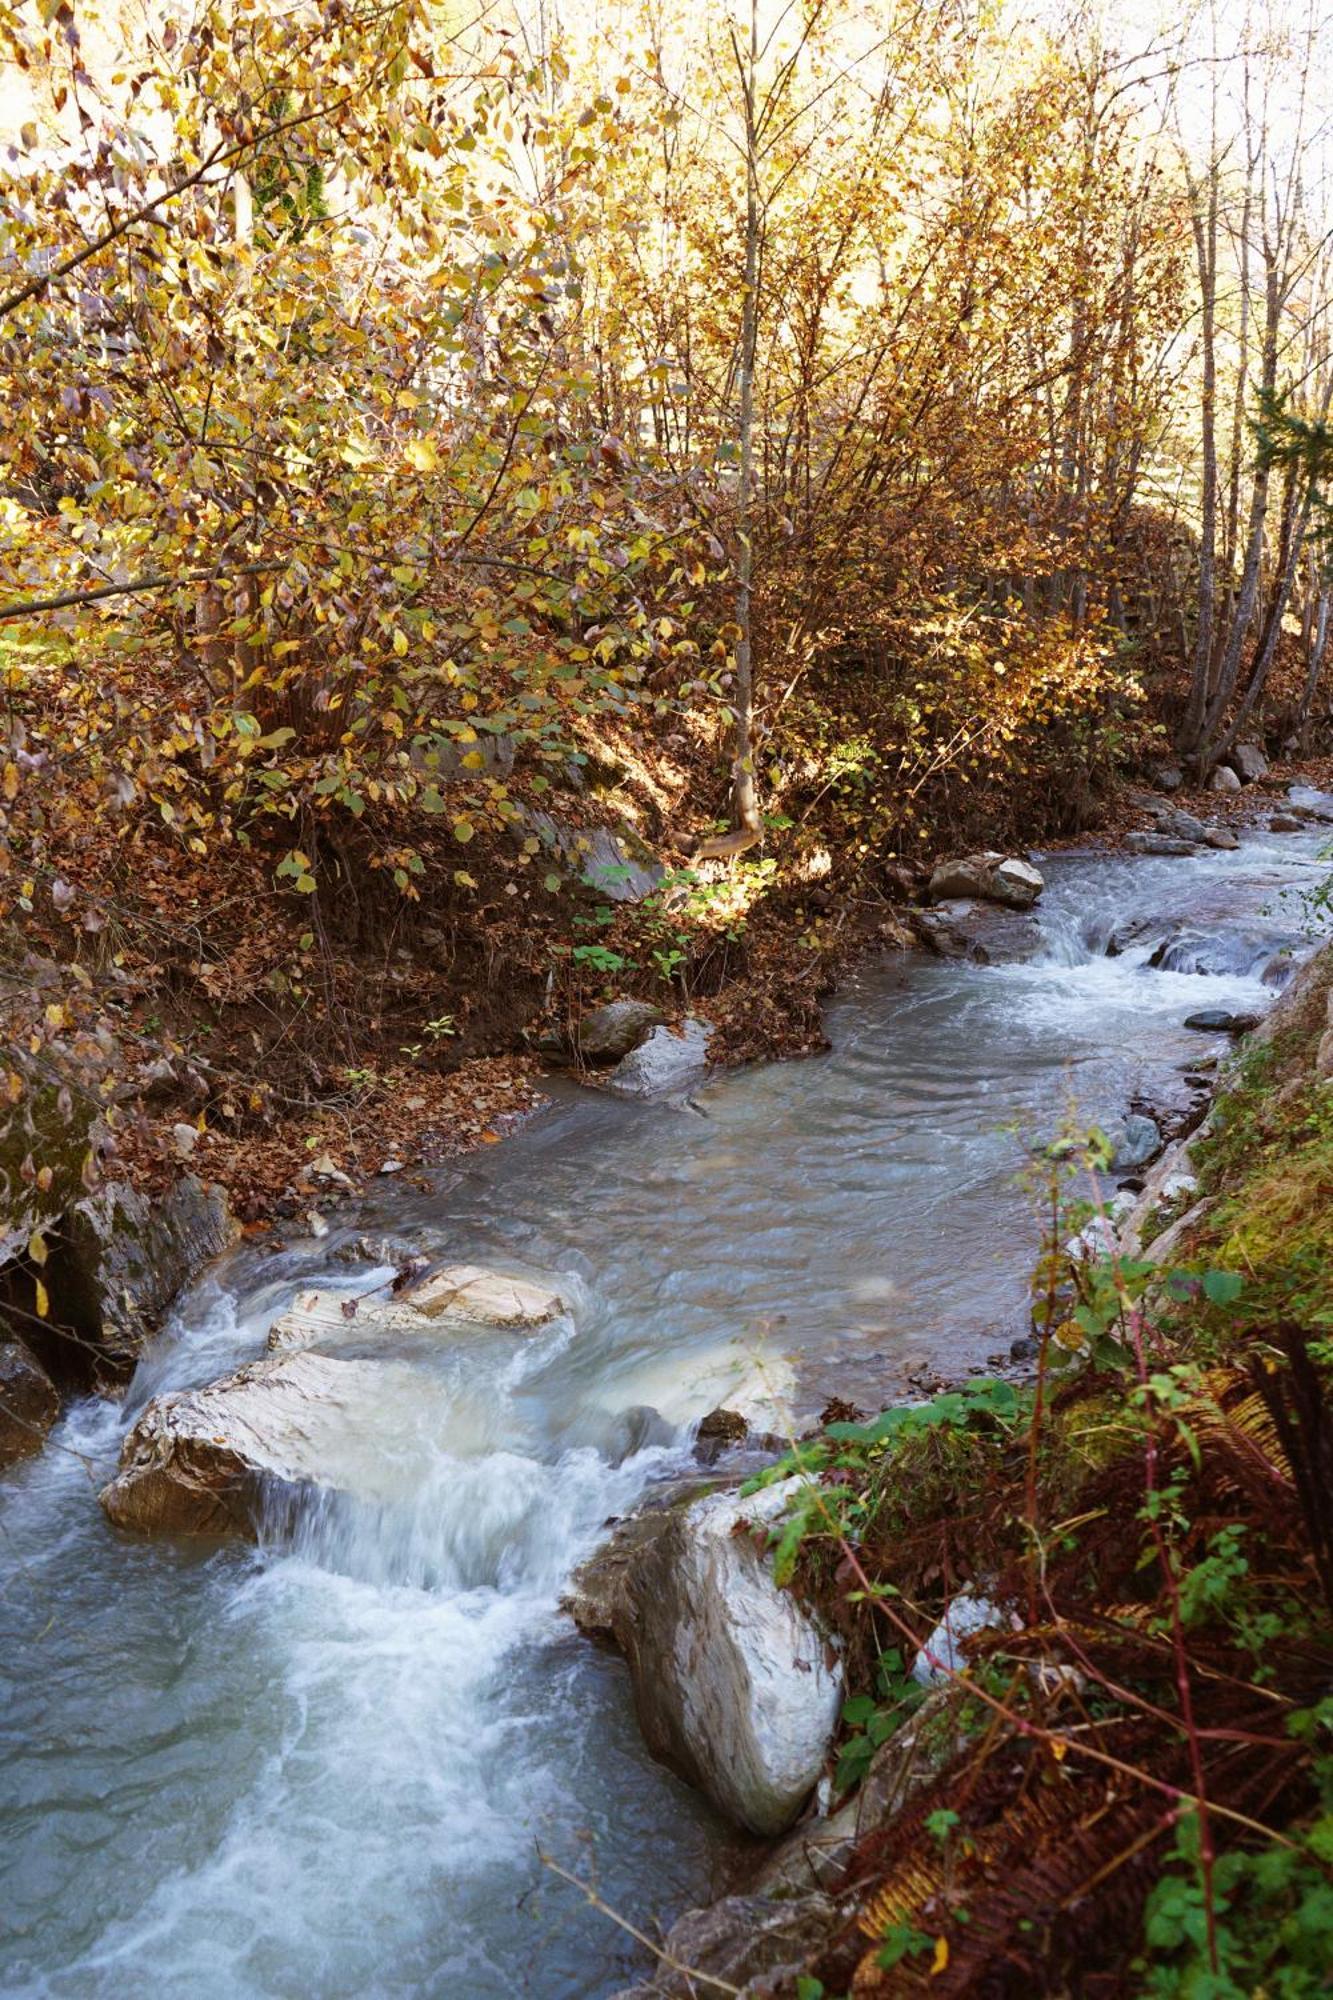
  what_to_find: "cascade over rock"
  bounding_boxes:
[100,1352,452,1536]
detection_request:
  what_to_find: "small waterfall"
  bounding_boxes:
[258,1440,680,1596]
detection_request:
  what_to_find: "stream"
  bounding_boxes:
[2,824,1330,1998]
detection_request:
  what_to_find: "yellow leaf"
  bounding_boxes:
[404,436,439,473]
[27,1230,47,1267]
[34,1277,49,1319]
[393,628,409,658]
[2,762,18,801]
[931,1937,949,1975]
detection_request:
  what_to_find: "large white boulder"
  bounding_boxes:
[596,1477,842,1835]
[99,1349,453,1537]
[268,1264,567,1351]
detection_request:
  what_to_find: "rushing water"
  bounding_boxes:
[2,824,1330,1998]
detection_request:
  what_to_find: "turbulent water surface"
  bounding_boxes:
[2,825,1329,1997]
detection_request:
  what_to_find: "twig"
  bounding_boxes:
[535,1849,743,1996]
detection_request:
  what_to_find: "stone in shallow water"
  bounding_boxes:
[570,997,665,1062]
[1184,1008,1260,1034]
[1288,785,1333,822]
[1109,1113,1162,1173]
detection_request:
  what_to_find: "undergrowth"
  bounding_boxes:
[744,1015,1333,1999]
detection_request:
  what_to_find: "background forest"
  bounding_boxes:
[0,0,1330,1173]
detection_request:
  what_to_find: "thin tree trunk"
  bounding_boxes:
[1180,172,1218,758]
[696,0,763,861]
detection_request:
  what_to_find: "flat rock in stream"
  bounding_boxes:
[267,1264,568,1352]
[1126,831,1198,857]
[100,1349,441,1537]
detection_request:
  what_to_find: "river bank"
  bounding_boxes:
[630,903,1333,1999]
[3,805,1333,1997]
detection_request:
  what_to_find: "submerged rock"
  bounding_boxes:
[582,1477,842,1835]
[0,1340,60,1470]
[570,998,666,1063]
[605,1017,713,1099]
[909,907,988,961]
